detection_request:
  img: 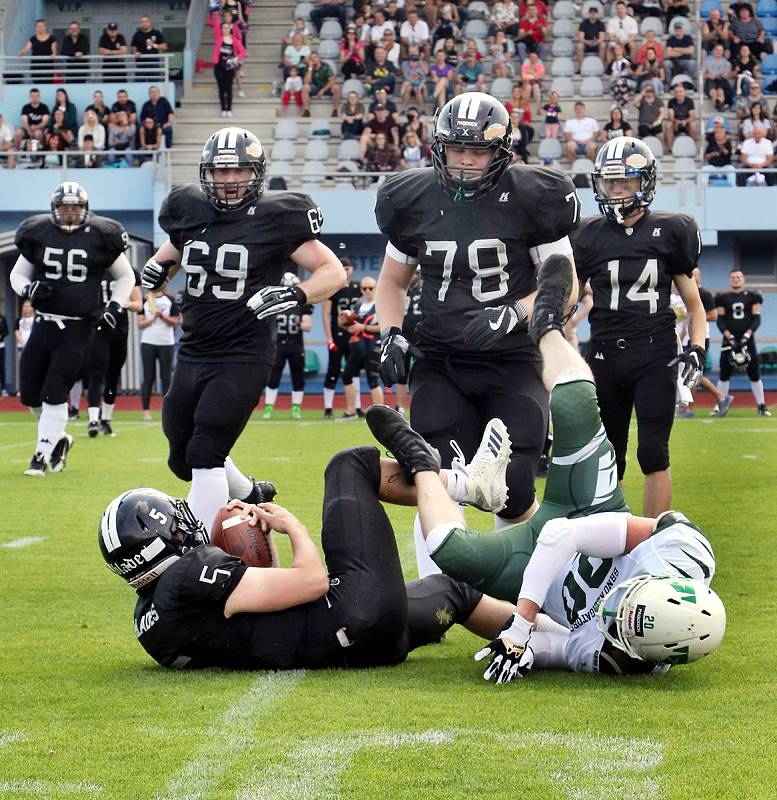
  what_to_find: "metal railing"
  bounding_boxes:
[0,147,171,173]
[183,0,210,97]
[0,55,172,86]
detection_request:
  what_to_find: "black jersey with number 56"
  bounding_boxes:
[574,210,700,341]
[158,185,322,364]
[376,165,580,357]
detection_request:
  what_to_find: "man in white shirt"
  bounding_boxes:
[738,122,775,185]
[400,8,430,56]
[370,9,396,47]
[564,101,599,161]
[606,0,638,54]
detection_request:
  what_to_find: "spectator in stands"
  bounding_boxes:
[399,107,430,143]
[19,19,57,83]
[490,31,516,77]
[381,28,402,68]
[703,43,734,111]
[364,130,399,177]
[607,43,636,106]
[492,0,521,37]
[737,80,769,119]
[729,0,755,22]
[636,30,663,66]
[433,5,461,45]
[733,44,760,99]
[365,47,398,94]
[79,109,106,150]
[138,116,162,162]
[666,82,697,147]
[564,101,599,162]
[730,7,769,62]
[664,19,696,82]
[505,84,533,125]
[352,12,371,43]
[738,122,774,185]
[48,108,75,150]
[521,52,545,114]
[635,47,665,94]
[665,0,690,18]
[108,110,137,165]
[430,48,456,108]
[505,109,528,163]
[301,51,342,117]
[400,8,431,56]
[634,83,665,138]
[702,9,730,54]
[369,88,400,122]
[61,20,90,83]
[311,0,347,34]
[399,129,431,168]
[705,113,730,143]
[86,90,110,130]
[516,4,549,61]
[442,37,460,68]
[456,51,486,93]
[341,91,366,139]
[383,0,404,30]
[141,86,174,149]
[285,17,312,47]
[601,104,633,140]
[463,38,484,62]
[75,135,101,168]
[281,65,304,109]
[16,88,49,148]
[52,88,78,138]
[541,90,562,139]
[111,89,138,127]
[359,103,399,159]
[400,47,429,104]
[629,0,663,22]
[340,24,366,77]
[0,114,16,168]
[131,15,168,81]
[577,5,606,69]
[370,9,395,51]
[742,102,772,140]
[221,0,248,29]
[99,23,129,83]
[283,33,310,78]
[43,131,66,167]
[606,1,638,56]
[703,122,735,182]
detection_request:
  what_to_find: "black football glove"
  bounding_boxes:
[141,258,175,290]
[669,344,706,390]
[247,285,307,320]
[22,280,54,304]
[96,301,122,331]
[461,302,529,351]
[379,327,411,386]
[474,613,535,685]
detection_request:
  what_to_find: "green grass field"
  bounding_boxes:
[1,407,776,799]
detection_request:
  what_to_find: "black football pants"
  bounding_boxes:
[83,328,129,407]
[719,337,760,382]
[267,341,306,391]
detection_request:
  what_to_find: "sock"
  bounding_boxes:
[69,381,83,411]
[188,467,229,534]
[88,406,100,423]
[291,390,303,406]
[224,456,254,500]
[414,512,442,578]
[323,387,335,410]
[353,377,362,410]
[37,402,68,461]
[443,466,469,503]
[494,513,513,531]
[717,380,730,399]
[751,380,766,406]
[29,406,42,420]
[101,401,114,421]
[265,387,279,406]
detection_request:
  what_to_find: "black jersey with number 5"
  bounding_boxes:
[15,213,128,318]
[376,165,580,357]
[713,289,763,336]
[276,302,313,346]
[158,185,322,364]
[574,210,700,341]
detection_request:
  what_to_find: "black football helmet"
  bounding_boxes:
[592,136,657,225]
[50,181,89,232]
[199,126,266,211]
[99,489,207,590]
[431,92,513,203]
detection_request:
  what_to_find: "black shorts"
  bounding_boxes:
[162,359,269,480]
[588,334,677,477]
[342,338,381,389]
[20,316,94,407]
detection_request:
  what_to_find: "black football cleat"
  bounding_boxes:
[87,421,99,438]
[100,420,115,437]
[24,452,47,477]
[323,408,334,420]
[49,434,74,473]
[530,253,576,346]
[241,478,278,504]
[366,405,441,481]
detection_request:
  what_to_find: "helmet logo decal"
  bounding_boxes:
[457,93,482,122]
[245,141,263,158]
[605,137,627,160]
[216,127,240,149]
[671,582,697,603]
[484,123,507,141]
[626,153,649,168]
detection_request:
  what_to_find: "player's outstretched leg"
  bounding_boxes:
[365,405,441,480]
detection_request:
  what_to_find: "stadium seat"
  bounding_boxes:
[571,158,595,176]
[294,2,314,20]
[643,135,664,159]
[304,139,329,161]
[301,182,322,192]
[268,160,293,180]
[467,1,491,20]
[553,1,576,19]
[463,19,489,39]
[302,161,326,179]
[640,17,664,36]
[319,19,343,40]
[761,54,777,76]
[552,19,576,38]
[337,140,361,161]
[271,140,296,161]
[337,159,360,173]
[552,38,575,58]
[341,78,365,97]
[581,56,604,76]
[550,76,574,97]
[538,138,563,160]
[274,119,300,140]
[308,118,332,138]
[674,157,697,181]
[490,77,513,99]
[551,57,575,77]
[763,16,777,35]
[699,0,723,18]
[760,0,777,15]
[671,135,697,157]
[668,16,691,35]
[581,0,604,16]
[318,39,340,59]
[671,74,696,90]
[581,76,604,96]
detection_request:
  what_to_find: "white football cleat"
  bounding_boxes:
[450,419,512,512]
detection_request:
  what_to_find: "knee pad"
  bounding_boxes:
[636,431,670,475]
[186,428,230,471]
[499,455,537,519]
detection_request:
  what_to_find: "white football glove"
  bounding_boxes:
[246,285,307,320]
[474,613,535,684]
[141,258,175,290]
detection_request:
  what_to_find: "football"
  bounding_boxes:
[210,506,274,568]
[338,310,358,328]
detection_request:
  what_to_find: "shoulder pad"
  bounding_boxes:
[158,184,213,241]
[15,214,52,248]
[89,214,130,256]
[259,191,323,239]
[375,168,436,237]
[508,165,580,240]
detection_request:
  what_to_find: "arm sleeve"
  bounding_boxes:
[9,255,35,296]
[107,253,135,307]
[749,314,760,333]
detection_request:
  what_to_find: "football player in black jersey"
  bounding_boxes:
[715,267,771,416]
[321,258,362,419]
[576,137,707,516]
[10,182,135,476]
[375,92,581,576]
[140,127,346,530]
[262,272,313,420]
[395,267,423,416]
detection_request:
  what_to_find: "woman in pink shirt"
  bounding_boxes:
[212,21,246,116]
[521,52,545,114]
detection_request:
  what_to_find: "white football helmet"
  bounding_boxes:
[597,575,726,665]
[281,271,301,287]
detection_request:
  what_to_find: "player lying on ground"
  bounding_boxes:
[99,425,520,670]
[366,253,726,683]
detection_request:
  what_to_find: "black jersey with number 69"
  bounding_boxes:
[376,165,580,357]
[158,185,322,364]
[713,289,763,336]
[276,302,313,346]
[15,213,129,318]
[575,210,701,341]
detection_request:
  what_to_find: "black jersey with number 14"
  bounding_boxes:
[574,210,701,341]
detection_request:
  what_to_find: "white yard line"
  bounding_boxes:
[1,537,46,549]
[0,780,103,797]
